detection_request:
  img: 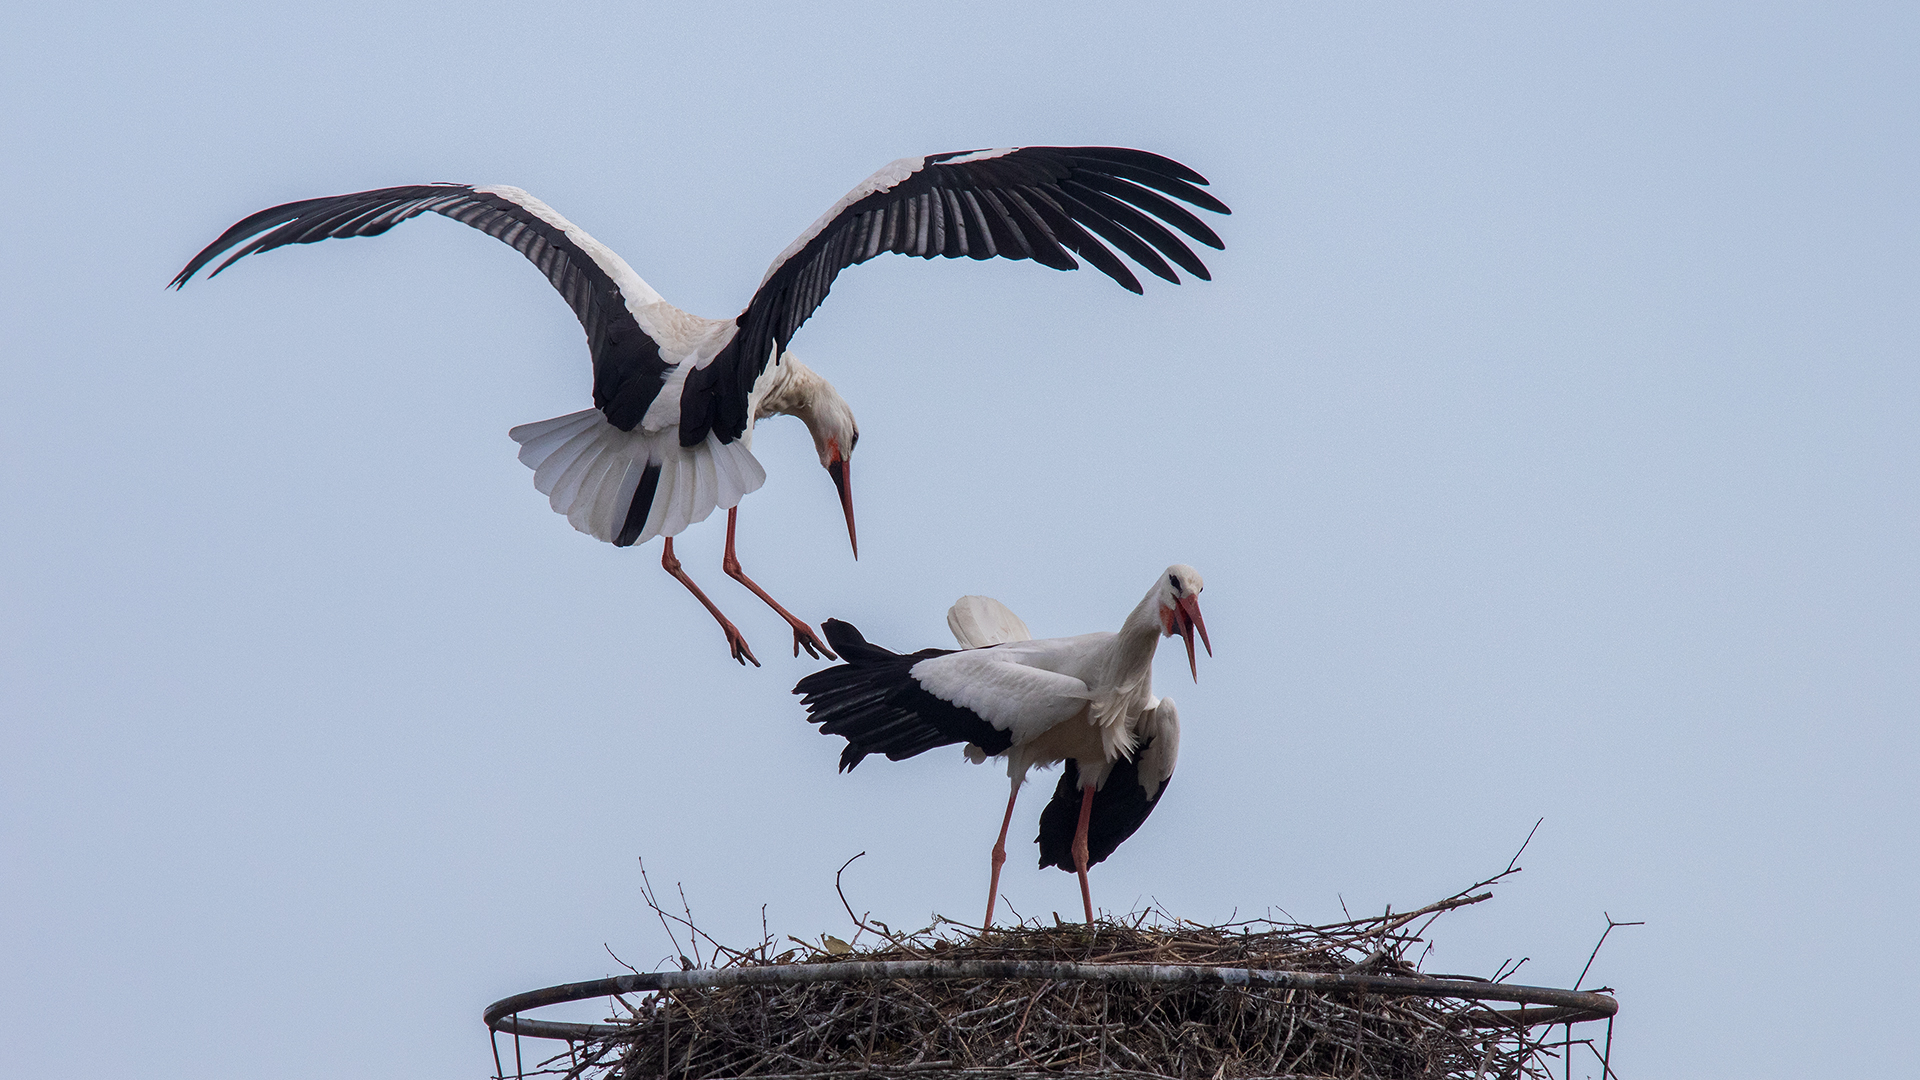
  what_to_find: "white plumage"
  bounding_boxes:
[509,409,767,546]
[795,565,1211,926]
[173,148,1228,666]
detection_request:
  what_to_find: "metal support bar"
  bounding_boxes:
[484,960,1617,1042]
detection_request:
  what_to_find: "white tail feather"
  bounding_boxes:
[509,409,766,545]
[658,451,691,538]
[512,410,598,462]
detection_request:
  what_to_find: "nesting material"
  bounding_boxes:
[524,883,1608,1080]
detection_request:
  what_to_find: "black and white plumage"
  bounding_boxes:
[793,566,1207,926]
[1036,710,1178,873]
[171,149,1229,665]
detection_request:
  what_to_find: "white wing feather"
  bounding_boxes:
[909,651,1089,747]
[947,595,1033,648]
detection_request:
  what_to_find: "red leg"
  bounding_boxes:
[721,507,836,660]
[1073,784,1096,924]
[983,776,1021,932]
[661,537,759,667]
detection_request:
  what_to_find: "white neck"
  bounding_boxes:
[751,352,824,421]
[1113,584,1169,671]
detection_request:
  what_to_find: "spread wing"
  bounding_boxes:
[170,184,686,432]
[680,146,1233,444]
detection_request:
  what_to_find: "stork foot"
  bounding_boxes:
[720,618,761,668]
[790,621,835,661]
[723,506,836,662]
[663,536,761,668]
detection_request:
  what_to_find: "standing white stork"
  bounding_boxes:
[170,149,1229,666]
[793,565,1208,926]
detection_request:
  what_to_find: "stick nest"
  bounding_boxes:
[518,859,1605,1080]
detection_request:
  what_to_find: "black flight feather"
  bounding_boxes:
[174,147,1231,455]
[171,184,674,435]
[681,146,1231,445]
[794,620,1013,772]
[1035,737,1172,872]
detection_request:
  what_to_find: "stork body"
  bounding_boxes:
[793,566,1209,925]
[172,150,1228,665]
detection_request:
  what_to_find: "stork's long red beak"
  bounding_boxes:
[827,455,857,559]
[1164,594,1212,681]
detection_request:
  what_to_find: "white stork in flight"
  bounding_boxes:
[793,566,1208,926]
[171,149,1230,666]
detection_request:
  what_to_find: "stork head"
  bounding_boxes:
[804,376,861,560]
[1155,564,1211,681]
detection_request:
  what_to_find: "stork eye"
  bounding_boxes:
[1169,574,1180,593]
[849,431,859,451]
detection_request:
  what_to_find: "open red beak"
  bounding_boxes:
[827,455,857,559]
[1163,594,1212,681]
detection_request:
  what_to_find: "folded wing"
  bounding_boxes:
[1036,697,1180,871]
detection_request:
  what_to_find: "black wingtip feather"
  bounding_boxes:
[792,623,1011,767]
[1062,153,1233,217]
[819,618,895,662]
[1062,147,1212,187]
[705,145,1232,449]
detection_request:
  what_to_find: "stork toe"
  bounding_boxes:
[792,623,837,661]
[721,622,761,667]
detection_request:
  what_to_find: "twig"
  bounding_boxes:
[1012,981,1056,1070]
[604,944,640,976]
[677,882,702,968]
[1509,818,1543,874]
[636,858,687,964]
[1319,890,1496,935]
[833,852,931,957]
[1575,912,1644,991]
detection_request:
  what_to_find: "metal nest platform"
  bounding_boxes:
[483,919,1621,1079]
[481,850,1625,1079]
[487,959,1615,1042]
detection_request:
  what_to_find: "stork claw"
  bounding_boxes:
[722,622,761,667]
[793,623,837,661]
[662,536,760,669]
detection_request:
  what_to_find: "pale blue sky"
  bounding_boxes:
[4,3,1915,1077]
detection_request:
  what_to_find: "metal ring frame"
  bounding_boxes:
[484,960,1617,1043]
